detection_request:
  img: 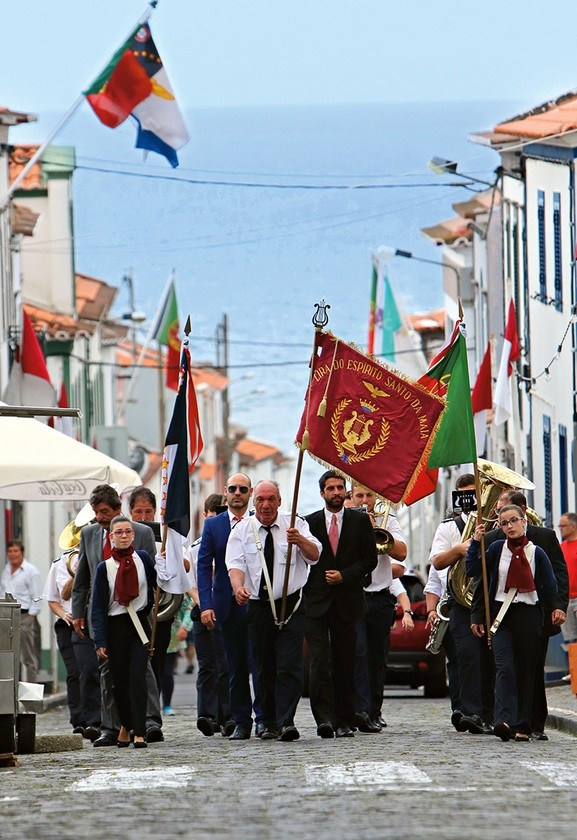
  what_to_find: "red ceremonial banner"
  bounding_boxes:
[296,331,446,503]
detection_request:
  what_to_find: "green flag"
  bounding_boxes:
[381,274,402,360]
[423,322,477,469]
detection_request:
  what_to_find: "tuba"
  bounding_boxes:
[447,459,537,609]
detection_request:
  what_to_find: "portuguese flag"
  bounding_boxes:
[405,320,477,504]
[83,23,189,167]
[151,278,180,391]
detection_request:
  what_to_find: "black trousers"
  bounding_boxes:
[306,601,357,729]
[150,617,173,691]
[492,602,542,735]
[106,613,150,737]
[54,620,82,727]
[449,602,494,722]
[193,618,230,724]
[355,590,395,719]
[71,630,102,728]
[248,599,305,729]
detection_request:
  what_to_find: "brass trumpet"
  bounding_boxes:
[372,499,395,554]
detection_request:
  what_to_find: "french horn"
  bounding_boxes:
[447,459,537,608]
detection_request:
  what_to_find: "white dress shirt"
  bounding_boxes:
[424,565,449,599]
[364,512,406,592]
[0,559,42,614]
[43,552,77,613]
[225,511,321,599]
[428,515,467,564]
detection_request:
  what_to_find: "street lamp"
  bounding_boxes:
[427,156,495,189]
[376,245,461,292]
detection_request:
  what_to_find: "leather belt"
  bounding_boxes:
[365,588,390,597]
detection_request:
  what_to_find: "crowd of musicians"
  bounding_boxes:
[2,461,574,746]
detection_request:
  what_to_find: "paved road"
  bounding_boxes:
[2,670,577,840]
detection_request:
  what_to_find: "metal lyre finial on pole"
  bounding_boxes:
[278,301,330,626]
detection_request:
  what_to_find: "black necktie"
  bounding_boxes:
[258,526,274,600]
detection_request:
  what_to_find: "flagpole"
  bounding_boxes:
[150,314,192,657]
[279,301,330,625]
[473,461,492,649]
[117,271,174,423]
[0,1,159,207]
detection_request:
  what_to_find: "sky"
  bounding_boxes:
[3,0,577,112]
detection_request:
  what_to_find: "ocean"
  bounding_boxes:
[16,99,522,510]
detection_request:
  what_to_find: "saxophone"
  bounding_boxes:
[425,596,450,654]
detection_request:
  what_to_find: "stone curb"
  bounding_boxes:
[547,709,577,737]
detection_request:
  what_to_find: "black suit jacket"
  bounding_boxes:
[471,523,569,635]
[305,507,378,622]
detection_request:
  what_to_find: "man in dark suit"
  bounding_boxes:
[198,472,262,740]
[305,470,378,738]
[72,484,162,746]
[471,489,568,740]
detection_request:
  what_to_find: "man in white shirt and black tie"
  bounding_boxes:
[226,480,321,741]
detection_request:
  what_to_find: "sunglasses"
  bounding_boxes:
[499,517,524,528]
[227,484,250,494]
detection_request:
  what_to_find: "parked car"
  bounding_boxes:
[386,570,448,698]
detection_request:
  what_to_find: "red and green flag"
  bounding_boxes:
[151,279,180,391]
[405,320,477,504]
[83,22,189,167]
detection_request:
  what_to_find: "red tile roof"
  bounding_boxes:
[495,91,577,140]
[9,145,43,190]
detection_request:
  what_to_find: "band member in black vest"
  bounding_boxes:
[430,474,493,734]
[305,471,378,738]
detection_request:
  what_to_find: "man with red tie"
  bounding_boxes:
[305,471,378,738]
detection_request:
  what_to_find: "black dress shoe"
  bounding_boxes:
[335,726,355,738]
[493,722,511,742]
[460,714,485,735]
[72,725,85,736]
[260,727,278,740]
[354,711,381,733]
[450,710,464,731]
[117,738,131,748]
[221,720,236,737]
[93,732,119,747]
[532,731,549,741]
[133,739,148,749]
[229,725,251,740]
[83,726,100,742]
[317,722,334,739]
[146,728,164,743]
[278,725,300,742]
[197,716,216,737]
[255,722,267,738]
[375,715,387,728]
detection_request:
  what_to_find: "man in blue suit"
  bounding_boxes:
[197,472,260,740]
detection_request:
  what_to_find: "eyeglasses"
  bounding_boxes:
[227,485,250,494]
[111,529,134,536]
[499,517,524,528]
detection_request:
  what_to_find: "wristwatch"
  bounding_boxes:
[404,609,413,616]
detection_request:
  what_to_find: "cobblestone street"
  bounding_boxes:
[2,670,577,840]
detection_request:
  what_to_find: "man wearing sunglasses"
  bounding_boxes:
[198,473,262,740]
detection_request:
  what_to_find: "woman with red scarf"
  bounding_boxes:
[91,515,156,748]
[466,504,557,742]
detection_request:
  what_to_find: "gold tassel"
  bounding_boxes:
[302,429,310,450]
[317,398,327,418]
